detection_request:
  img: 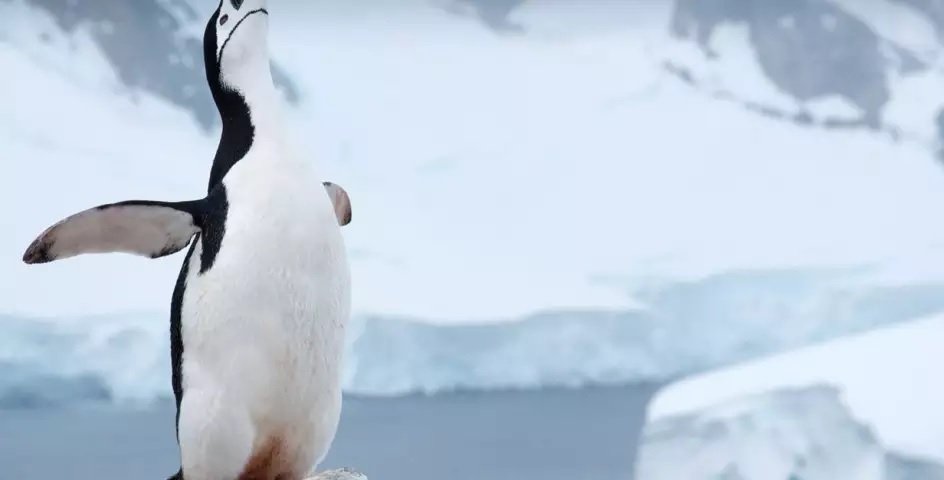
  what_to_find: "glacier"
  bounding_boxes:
[5,267,944,406]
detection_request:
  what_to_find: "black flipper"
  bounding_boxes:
[22,199,205,264]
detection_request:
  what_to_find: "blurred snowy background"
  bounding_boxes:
[2,0,944,479]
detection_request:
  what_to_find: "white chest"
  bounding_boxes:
[178,148,351,421]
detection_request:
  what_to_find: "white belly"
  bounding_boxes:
[178,156,351,463]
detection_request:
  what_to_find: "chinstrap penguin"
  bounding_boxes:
[22,1,353,479]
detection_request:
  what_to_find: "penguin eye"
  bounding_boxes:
[230,0,243,10]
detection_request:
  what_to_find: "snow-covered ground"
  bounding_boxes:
[640,314,944,478]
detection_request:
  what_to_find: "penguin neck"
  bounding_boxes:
[221,62,283,138]
[206,57,283,192]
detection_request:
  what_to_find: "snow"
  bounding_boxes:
[3,0,944,414]
[637,385,944,480]
[647,313,944,464]
[826,0,941,58]
[698,23,801,112]
[0,0,120,91]
[806,95,865,119]
[883,68,944,147]
[656,24,803,114]
[3,1,944,323]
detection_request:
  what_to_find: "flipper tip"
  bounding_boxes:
[22,237,53,265]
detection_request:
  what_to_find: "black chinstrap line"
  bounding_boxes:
[217,8,269,65]
[202,4,258,192]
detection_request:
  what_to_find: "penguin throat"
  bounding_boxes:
[202,8,282,192]
[204,37,283,190]
[206,70,282,192]
[216,60,277,125]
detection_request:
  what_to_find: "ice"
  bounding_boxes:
[646,314,944,464]
[4,268,944,405]
[637,385,944,480]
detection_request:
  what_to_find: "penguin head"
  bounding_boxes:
[204,0,270,91]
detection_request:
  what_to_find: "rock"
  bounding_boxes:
[306,468,369,480]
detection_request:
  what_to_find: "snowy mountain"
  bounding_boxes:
[4,0,944,400]
[663,0,944,158]
[465,0,944,155]
[2,0,299,130]
[639,313,944,478]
